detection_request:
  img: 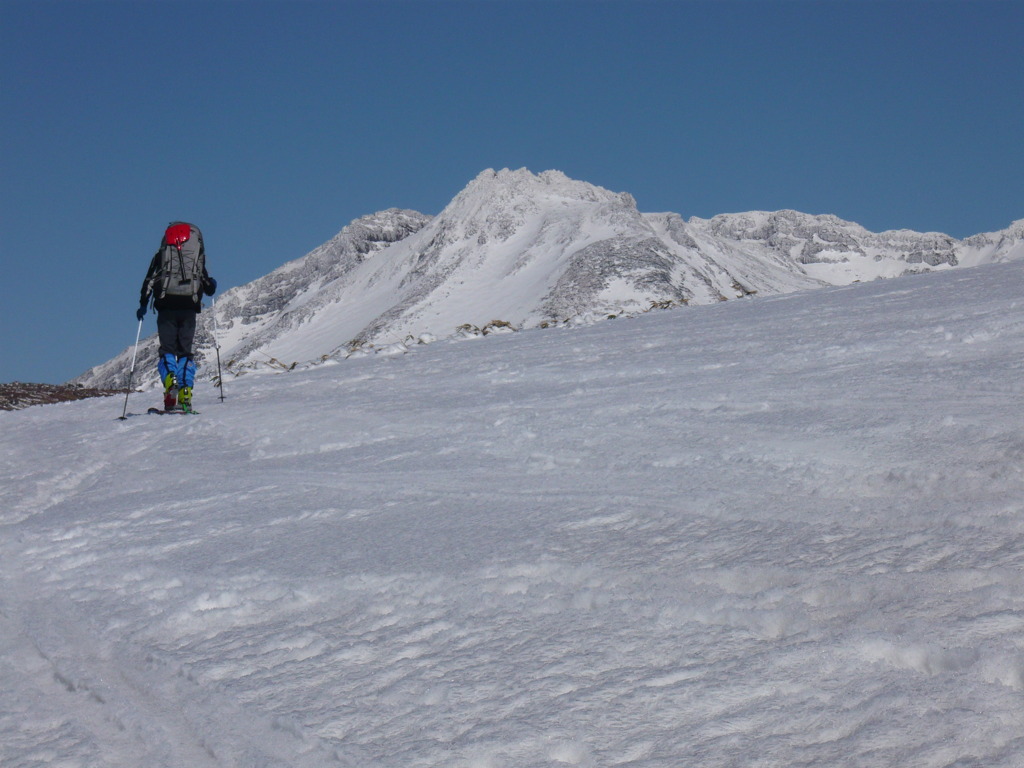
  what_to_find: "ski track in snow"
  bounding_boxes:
[4,262,1024,766]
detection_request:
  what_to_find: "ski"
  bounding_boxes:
[147,407,200,415]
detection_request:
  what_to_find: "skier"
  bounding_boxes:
[137,222,217,412]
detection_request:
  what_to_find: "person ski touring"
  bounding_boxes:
[137,221,217,412]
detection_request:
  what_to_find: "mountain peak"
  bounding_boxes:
[462,167,635,208]
[72,170,1024,388]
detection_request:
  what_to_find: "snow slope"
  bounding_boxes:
[6,260,1024,767]
[73,169,1024,389]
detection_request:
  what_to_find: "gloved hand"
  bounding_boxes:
[136,304,147,321]
[204,277,217,296]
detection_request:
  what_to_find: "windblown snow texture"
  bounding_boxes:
[6,258,1024,766]
[74,169,1024,388]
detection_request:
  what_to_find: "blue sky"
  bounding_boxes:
[3,0,1022,385]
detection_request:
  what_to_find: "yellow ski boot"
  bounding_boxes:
[162,373,178,411]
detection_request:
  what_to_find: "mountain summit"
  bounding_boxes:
[75,169,1024,388]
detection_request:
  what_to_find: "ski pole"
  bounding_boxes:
[212,296,225,402]
[118,317,144,420]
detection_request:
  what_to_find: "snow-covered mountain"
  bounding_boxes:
[74,168,1024,388]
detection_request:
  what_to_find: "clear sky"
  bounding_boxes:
[3,0,1022,385]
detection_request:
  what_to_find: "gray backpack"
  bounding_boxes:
[158,222,205,301]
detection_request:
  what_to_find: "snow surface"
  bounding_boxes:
[5,261,1024,767]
